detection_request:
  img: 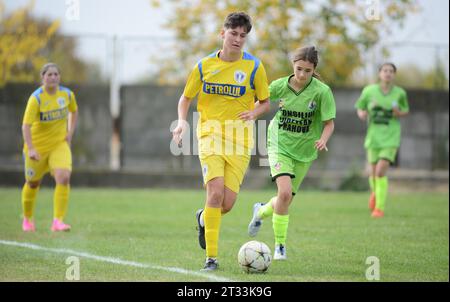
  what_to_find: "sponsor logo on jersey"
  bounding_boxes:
[40,107,69,122]
[203,82,246,97]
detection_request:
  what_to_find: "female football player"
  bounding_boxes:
[247,46,336,260]
[21,63,78,232]
[355,63,409,218]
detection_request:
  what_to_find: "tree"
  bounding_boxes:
[395,63,449,90]
[0,0,102,87]
[150,0,418,86]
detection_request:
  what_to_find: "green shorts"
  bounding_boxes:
[367,148,398,164]
[268,152,312,195]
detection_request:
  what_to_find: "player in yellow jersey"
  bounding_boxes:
[172,12,270,271]
[21,63,78,232]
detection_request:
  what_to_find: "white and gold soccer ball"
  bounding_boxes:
[237,240,272,273]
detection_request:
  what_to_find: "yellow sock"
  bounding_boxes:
[22,183,39,219]
[54,184,70,221]
[204,207,222,258]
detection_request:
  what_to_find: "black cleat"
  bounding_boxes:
[196,208,206,250]
[201,258,218,272]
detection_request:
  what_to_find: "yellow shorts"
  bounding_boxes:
[23,142,72,182]
[199,154,250,194]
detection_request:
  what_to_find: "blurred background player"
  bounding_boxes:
[354,62,409,218]
[172,12,270,271]
[21,63,78,232]
[247,46,336,260]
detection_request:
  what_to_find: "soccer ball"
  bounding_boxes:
[237,240,272,273]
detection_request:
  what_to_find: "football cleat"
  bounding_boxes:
[196,209,206,249]
[248,203,264,237]
[273,244,287,260]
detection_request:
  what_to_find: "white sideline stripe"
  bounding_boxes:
[0,239,233,282]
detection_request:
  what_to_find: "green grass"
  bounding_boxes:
[0,187,448,281]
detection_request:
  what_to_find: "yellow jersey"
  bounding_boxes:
[183,51,269,152]
[22,85,78,154]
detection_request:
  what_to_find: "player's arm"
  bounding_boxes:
[355,87,369,121]
[315,119,334,151]
[66,110,78,145]
[172,95,192,146]
[22,96,40,160]
[22,124,39,160]
[392,93,409,118]
[238,98,270,121]
[239,61,270,121]
[172,64,201,146]
[316,87,336,151]
[392,107,408,117]
[67,91,79,145]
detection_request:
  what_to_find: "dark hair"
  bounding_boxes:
[40,63,60,77]
[223,12,252,33]
[292,46,322,80]
[379,62,397,73]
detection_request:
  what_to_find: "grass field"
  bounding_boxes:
[0,187,448,282]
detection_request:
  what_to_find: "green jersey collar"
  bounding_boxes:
[287,75,313,96]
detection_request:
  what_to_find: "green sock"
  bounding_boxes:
[272,213,289,245]
[375,176,388,211]
[258,196,275,219]
[369,176,375,192]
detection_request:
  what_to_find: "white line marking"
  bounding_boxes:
[0,239,234,282]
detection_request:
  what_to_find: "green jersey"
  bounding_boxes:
[267,76,336,162]
[355,84,409,149]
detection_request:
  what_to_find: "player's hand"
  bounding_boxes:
[238,110,256,121]
[172,124,184,148]
[65,133,73,145]
[28,148,40,161]
[392,107,402,117]
[357,110,368,121]
[314,139,328,152]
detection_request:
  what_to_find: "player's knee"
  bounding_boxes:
[207,190,224,206]
[221,206,232,214]
[278,189,292,203]
[221,201,235,214]
[55,172,71,185]
[375,170,387,178]
[26,180,40,189]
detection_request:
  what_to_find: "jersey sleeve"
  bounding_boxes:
[68,91,78,112]
[269,79,281,102]
[398,88,409,112]
[254,62,269,101]
[355,86,369,110]
[320,87,336,121]
[183,63,202,99]
[22,95,40,125]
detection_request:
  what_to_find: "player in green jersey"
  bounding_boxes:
[247,46,336,260]
[355,62,409,218]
